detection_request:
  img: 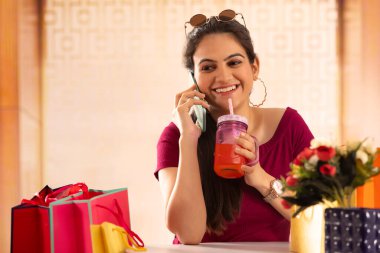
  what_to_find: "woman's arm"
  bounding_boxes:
[242,166,292,220]
[158,135,207,244]
[158,86,209,244]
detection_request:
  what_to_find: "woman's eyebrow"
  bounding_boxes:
[199,58,216,65]
[224,53,245,61]
[198,53,245,65]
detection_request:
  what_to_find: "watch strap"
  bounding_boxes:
[263,179,280,202]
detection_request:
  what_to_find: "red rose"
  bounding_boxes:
[293,157,302,165]
[302,147,315,160]
[281,199,293,209]
[316,146,336,161]
[294,147,315,165]
[286,175,298,187]
[319,164,336,176]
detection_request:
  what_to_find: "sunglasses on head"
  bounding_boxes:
[184,9,246,37]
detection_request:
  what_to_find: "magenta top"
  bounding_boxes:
[155,107,313,243]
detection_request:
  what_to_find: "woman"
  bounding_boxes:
[155,10,313,244]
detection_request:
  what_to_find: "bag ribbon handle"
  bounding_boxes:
[96,199,145,248]
[112,226,146,251]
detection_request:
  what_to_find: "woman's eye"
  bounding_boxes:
[228,60,242,66]
[200,65,215,72]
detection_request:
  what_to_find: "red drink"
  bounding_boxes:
[214,143,246,179]
[214,114,248,179]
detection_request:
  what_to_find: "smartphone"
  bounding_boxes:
[189,71,206,132]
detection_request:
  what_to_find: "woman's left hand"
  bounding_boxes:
[235,132,292,220]
[234,133,269,189]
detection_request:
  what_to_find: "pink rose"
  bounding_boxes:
[286,175,298,187]
[319,164,336,176]
[316,146,336,161]
[281,199,293,209]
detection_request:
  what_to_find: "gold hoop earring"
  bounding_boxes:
[249,78,267,107]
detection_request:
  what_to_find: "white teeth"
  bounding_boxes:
[215,85,237,93]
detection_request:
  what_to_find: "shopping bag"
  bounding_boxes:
[49,187,137,253]
[11,183,88,253]
[91,222,146,253]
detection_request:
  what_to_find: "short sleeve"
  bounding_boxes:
[155,122,180,180]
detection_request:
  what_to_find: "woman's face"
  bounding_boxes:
[192,33,259,114]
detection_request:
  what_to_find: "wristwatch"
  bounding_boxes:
[263,179,283,202]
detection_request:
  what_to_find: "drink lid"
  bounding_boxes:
[217,114,248,126]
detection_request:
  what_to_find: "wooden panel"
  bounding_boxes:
[0,0,19,107]
[344,0,380,208]
[0,0,20,252]
[1,1,42,252]
[18,0,43,197]
[342,0,380,144]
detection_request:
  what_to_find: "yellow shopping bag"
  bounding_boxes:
[91,222,146,253]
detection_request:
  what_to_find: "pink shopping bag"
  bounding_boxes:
[49,187,137,253]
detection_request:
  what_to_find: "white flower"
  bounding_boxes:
[356,149,369,164]
[310,138,333,149]
[304,162,316,171]
[308,154,319,165]
[303,155,319,171]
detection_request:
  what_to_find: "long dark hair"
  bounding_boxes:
[198,112,243,234]
[183,18,256,234]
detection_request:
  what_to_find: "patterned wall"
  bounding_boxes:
[43,0,338,244]
[44,0,339,138]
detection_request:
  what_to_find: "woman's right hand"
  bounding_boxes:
[173,84,209,137]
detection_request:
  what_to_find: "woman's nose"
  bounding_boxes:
[215,65,233,84]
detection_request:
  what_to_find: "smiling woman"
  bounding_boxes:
[154,12,314,244]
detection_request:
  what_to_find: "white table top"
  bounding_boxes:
[145,242,289,252]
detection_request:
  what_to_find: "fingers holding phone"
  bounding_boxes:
[173,87,209,135]
[175,86,205,107]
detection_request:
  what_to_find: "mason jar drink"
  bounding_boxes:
[214,114,248,179]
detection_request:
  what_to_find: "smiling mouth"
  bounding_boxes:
[214,85,238,93]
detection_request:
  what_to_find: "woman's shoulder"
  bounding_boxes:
[259,107,301,123]
[256,107,287,130]
[256,107,310,146]
[259,107,286,117]
[160,122,180,138]
[157,122,180,147]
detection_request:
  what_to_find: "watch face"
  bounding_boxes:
[273,180,283,195]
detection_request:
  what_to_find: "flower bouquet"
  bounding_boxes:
[281,139,380,217]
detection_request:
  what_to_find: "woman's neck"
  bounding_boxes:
[247,107,261,134]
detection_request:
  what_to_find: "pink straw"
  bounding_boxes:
[228,98,234,115]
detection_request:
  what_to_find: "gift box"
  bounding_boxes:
[325,207,380,253]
